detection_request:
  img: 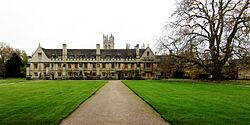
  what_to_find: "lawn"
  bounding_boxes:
[0,78,26,84]
[123,80,250,125]
[0,80,106,125]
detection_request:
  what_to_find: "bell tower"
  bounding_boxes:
[103,34,114,49]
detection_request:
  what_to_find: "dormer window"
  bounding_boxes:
[147,51,149,56]
[52,54,56,58]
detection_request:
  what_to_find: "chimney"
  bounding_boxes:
[96,44,100,55]
[136,44,140,58]
[126,43,130,49]
[62,43,67,60]
[96,44,100,60]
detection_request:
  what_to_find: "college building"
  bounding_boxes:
[26,34,160,80]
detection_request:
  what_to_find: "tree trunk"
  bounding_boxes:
[211,64,223,80]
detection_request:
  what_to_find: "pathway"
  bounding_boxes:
[60,80,169,125]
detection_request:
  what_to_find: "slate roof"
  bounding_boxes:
[42,48,62,57]
[41,48,146,59]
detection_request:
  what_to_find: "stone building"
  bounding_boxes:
[236,57,250,79]
[26,34,159,80]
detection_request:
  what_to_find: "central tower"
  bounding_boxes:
[103,34,114,49]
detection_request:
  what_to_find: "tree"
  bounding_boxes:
[0,57,5,78]
[5,53,23,78]
[158,55,185,78]
[159,0,250,80]
[0,42,21,78]
[20,51,28,77]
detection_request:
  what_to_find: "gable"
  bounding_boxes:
[28,46,50,62]
[140,47,155,61]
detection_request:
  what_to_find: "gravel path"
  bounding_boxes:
[60,80,169,125]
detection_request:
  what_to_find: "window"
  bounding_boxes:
[58,72,61,76]
[79,63,83,68]
[102,72,106,76]
[147,51,149,56]
[93,63,96,68]
[34,72,38,76]
[111,63,114,68]
[52,54,56,58]
[38,52,42,57]
[102,63,106,68]
[58,63,61,68]
[146,63,151,68]
[44,63,49,68]
[75,63,78,68]
[34,63,38,69]
[124,63,128,69]
[137,63,140,67]
[84,63,88,68]
[131,63,134,69]
[68,64,71,68]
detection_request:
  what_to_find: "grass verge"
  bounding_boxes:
[123,80,250,125]
[0,80,106,125]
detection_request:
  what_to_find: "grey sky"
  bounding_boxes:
[0,0,176,55]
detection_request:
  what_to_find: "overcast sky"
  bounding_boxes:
[0,0,176,55]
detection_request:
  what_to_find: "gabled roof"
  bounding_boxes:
[41,48,146,59]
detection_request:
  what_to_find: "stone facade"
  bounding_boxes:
[26,35,159,80]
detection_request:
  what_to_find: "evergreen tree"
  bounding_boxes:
[5,53,23,77]
[0,57,5,78]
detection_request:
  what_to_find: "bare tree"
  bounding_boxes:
[0,42,20,62]
[0,42,21,78]
[159,0,250,80]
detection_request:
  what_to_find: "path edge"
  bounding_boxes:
[58,81,107,125]
[122,80,172,125]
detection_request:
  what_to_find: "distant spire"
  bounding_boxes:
[39,43,41,47]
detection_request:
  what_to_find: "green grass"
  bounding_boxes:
[123,80,250,125]
[0,78,26,84]
[0,80,106,125]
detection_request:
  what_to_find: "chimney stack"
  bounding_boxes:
[136,44,140,58]
[96,44,100,60]
[126,43,130,49]
[62,43,67,60]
